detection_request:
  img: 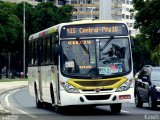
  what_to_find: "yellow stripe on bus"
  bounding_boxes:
[67,77,127,90]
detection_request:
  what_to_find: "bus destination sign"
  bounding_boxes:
[60,23,128,38]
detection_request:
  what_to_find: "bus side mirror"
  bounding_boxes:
[54,44,61,65]
[55,44,61,55]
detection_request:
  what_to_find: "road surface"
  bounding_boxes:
[0,88,160,120]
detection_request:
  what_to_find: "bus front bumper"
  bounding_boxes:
[59,87,134,106]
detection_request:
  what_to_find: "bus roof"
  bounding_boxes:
[29,20,127,41]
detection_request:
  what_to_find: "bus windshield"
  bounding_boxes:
[61,38,131,78]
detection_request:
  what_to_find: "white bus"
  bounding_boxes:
[28,20,134,113]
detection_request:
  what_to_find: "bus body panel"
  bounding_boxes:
[28,20,134,111]
[28,67,38,97]
[57,72,134,106]
[28,65,59,104]
[59,88,134,106]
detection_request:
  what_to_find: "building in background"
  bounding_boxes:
[3,0,39,5]
[100,0,138,36]
[100,0,122,20]
[121,0,138,36]
[2,0,138,36]
[63,0,138,36]
[64,0,100,20]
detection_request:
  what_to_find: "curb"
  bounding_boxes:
[0,85,28,115]
[0,104,11,115]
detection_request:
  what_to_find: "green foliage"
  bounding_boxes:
[0,1,22,52]
[151,44,160,65]
[0,1,73,53]
[32,2,59,32]
[133,0,160,46]
[15,2,34,37]
[132,0,160,67]
[132,34,155,71]
[0,1,73,73]
[32,2,73,32]
[57,5,73,23]
[132,0,145,11]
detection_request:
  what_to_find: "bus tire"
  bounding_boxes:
[110,103,121,113]
[54,105,62,113]
[50,84,55,105]
[35,85,43,109]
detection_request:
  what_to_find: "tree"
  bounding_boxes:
[132,34,155,72]
[15,2,35,37]
[151,45,160,65]
[132,0,160,66]
[0,1,73,77]
[0,1,23,77]
[32,2,73,33]
[0,1,22,52]
[57,5,73,23]
[133,0,160,46]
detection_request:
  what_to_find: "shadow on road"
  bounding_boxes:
[136,106,160,111]
[43,103,128,116]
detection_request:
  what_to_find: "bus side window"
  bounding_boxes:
[31,41,34,65]
[54,33,59,65]
[42,38,46,65]
[37,39,43,66]
[54,42,59,65]
[46,37,51,64]
[35,41,38,65]
[50,35,55,64]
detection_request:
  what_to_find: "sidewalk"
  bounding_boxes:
[0,80,28,115]
[0,81,28,94]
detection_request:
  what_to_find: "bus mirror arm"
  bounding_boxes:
[55,44,61,55]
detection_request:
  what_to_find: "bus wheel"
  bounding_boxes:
[110,103,121,113]
[35,87,43,109]
[50,84,55,105]
[54,105,62,113]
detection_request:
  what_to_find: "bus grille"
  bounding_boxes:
[67,77,127,90]
[85,95,111,100]
[74,80,119,86]
[82,88,113,92]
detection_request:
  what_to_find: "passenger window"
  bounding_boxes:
[38,39,43,65]
[50,35,55,64]
[42,38,46,64]
[46,37,51,64]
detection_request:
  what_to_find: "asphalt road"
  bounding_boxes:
[0,88,160,120]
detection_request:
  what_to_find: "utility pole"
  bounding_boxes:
[8,52,10,75]
[23,1,26,78]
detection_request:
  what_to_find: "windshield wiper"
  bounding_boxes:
[76,37,89,54]
[100,36,114,52]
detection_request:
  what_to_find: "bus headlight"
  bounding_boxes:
[61,82,79,93]
[116,80,132,92]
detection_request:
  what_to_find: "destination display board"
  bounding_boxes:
[60,23,128,38]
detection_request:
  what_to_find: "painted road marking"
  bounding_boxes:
[5,89,37,119]
[121,110,130,113]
